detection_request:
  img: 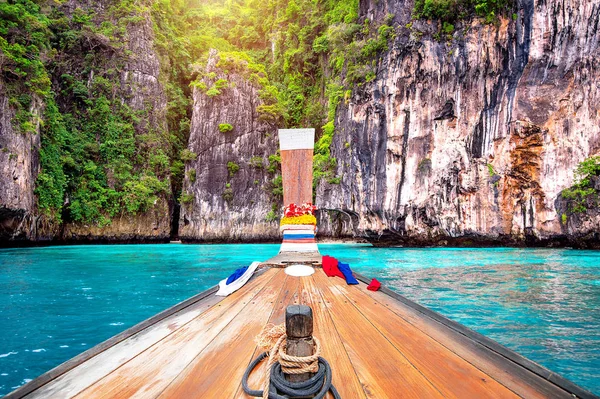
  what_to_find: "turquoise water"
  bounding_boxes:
[0,244,599,395]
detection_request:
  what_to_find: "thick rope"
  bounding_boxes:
[242,324,341,399]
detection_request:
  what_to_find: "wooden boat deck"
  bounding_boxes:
[261,251,322,267]
[8,267,593,399]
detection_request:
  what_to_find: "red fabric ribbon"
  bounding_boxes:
[367,278,381,291]
[322,255,344,279]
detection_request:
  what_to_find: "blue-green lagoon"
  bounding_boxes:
[0,244,599,395]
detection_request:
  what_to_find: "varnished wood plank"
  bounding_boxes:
[352,276,574,399]
[312,271,443,398]
[325,273,521,399]
[262,251,322,267]
[236,275,355,399]
[25,293,224,399]
[16,265,586,399]
[7,282,224,399]
[232,273,302,398]
[157,271,288,399]
[301,275,367,399]
[73,268,281,399]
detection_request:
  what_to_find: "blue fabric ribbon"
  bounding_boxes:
[337,262,359,285]
[282,234,315,239]
[226,266,249,285]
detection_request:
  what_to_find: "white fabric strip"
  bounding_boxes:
[279,243,319,252]
[280,225,316,232]
[215,261,260,297]
[282,230,315,236]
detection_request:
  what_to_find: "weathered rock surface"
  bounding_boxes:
[0,80,58,243]
[555,176,600,247]
[62,198,171,243]
[2,0,599,247]
[61,3,171,242]
[179,50,280,242]
[317,0,600,247]
[0,2,171,244]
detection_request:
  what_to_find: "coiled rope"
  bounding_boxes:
[242,324,341,399]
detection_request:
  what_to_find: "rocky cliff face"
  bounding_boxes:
[179,50,280,242]
[61,2,171,243]
[0,81,54,242]
[317,0,600,247]
[61,197,170,243]
[0,1,171,244]
[2,0,598,247]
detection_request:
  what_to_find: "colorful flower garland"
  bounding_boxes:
[280,203,317,226]
[283,202,317,217]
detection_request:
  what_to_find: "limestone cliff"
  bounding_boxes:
[179,50,280,242]
[0,80,56,242]
[317,0,600,247]
[60,1,171,243]
[2,0,599,247]
[0,1,171,244]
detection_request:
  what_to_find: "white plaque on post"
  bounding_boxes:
[278,129,315,151]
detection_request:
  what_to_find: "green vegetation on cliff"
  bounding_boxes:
[1,0,398,224]
[3,0,175,224]
[413,0,512,24]
[561,156,600,213]
[0,0,51,133]
[219,123,233,133]
[147,0,397,194]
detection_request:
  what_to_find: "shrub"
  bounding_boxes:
[180,192,194,204]
[442,22,454,34]
[249,156,264,169]
[314,120,337,186]
[190,80,207,91]
[227,161,240,177]
[360,24,395,59]
[222,185,234,203]
[219,123,234,133]
[206,86,221,97]
[573,156,600,186]
[313,35,329,53]
[122,175,168,214]
[413,0,511,25]
[180,149,198,162]
[214,79,228,89]
[271,175,283,198]
[561,156,600,213]
[257,104,284,124]
[187,169,197,183]
[265,209,278,222]
[267,153,281,174]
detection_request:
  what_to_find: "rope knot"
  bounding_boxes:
[279,339,321,374]
[242,323,339,399]
[256,324,321,399]
[256,323,286,351]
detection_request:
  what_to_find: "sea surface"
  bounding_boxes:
[0,244,599,395]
